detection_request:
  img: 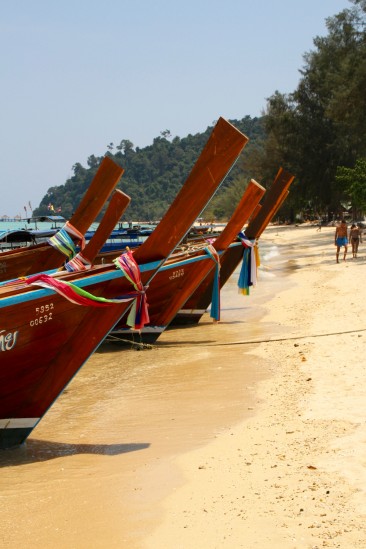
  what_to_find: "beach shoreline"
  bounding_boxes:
[143,225,366,548]
[1,225,366,549]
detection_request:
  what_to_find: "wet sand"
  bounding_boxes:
[1,225,366,548]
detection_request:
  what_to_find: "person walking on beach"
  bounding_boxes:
[335,219,348,263]
[349,223,362,258]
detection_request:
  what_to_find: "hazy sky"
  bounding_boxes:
[1,0,351,216]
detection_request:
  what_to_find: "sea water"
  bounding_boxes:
[0,220,101,231]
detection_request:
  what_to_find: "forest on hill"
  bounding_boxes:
[34,1,366,223]
[33,116,266,222]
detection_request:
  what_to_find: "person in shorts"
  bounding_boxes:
[335,219,348,263]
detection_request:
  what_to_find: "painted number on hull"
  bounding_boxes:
[169,268,184,280]
[30,302,54,327]
[0,330,18,351]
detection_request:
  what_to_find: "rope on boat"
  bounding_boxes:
[103,327,366,351]
[104,333,154,350]
[157,327,366,348]
[212,327,366,346]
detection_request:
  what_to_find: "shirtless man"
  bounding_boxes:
[335,219,348,263]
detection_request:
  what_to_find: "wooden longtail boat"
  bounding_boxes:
[71,189,132,269]
[109,179,265,344]
[245,168,295,240]
[0,156,124,283]
[171,167,295,326]
[0,117,248,449]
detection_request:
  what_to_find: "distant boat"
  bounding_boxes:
[0,229,38,249]
[0,216,66,251]
[83,223,155,254]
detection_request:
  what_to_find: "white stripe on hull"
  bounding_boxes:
[0,418,40,429]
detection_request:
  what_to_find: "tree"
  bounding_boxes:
[87,155,100,168]
[263,0,366,215]
[336,158,366,217]
[116,139,134,154]
[160,129,172,139]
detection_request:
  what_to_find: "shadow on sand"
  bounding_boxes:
[0,439,150,466]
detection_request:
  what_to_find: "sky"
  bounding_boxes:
[1,0,351,216]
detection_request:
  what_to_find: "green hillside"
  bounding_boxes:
[33,116,266,222]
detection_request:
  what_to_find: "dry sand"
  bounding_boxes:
[144,225,366,549]
[1,225,366,549]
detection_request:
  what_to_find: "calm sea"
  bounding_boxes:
[0,220,54,230]
[0,220,99,231]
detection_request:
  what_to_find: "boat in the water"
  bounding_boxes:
[171,167,295,326]
[0,229,39,250]
[0,116,248,449]
[83,222,156,254]
[0,156,124,283]
[0,216,68,251]
[108,178,265,344]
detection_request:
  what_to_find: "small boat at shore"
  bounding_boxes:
[0,117,248,449]
[0,157,124,283]
[171,167,295,326]
[108,178,265,345]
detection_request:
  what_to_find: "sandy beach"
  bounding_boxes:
[144,225,366,549]
[1,224,366,549]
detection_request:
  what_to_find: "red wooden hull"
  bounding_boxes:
[172,167,296,325]
[111,180,266,343]
[171,241,244,326]
[0,157,124,283]
[110,248,217,343]
[0,262,171,448]
[0,117,250,449]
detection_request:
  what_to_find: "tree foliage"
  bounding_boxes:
[336,158,366,215]
[33,117,265,221]
[263,0,366,217]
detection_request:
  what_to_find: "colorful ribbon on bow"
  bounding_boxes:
[113,249,149,330]
[26,250,150,330]
[48,221,86,259]
[237,232,260,295]
[204,244,221,321]
[65,252,92,272]
[26,273,137,307]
